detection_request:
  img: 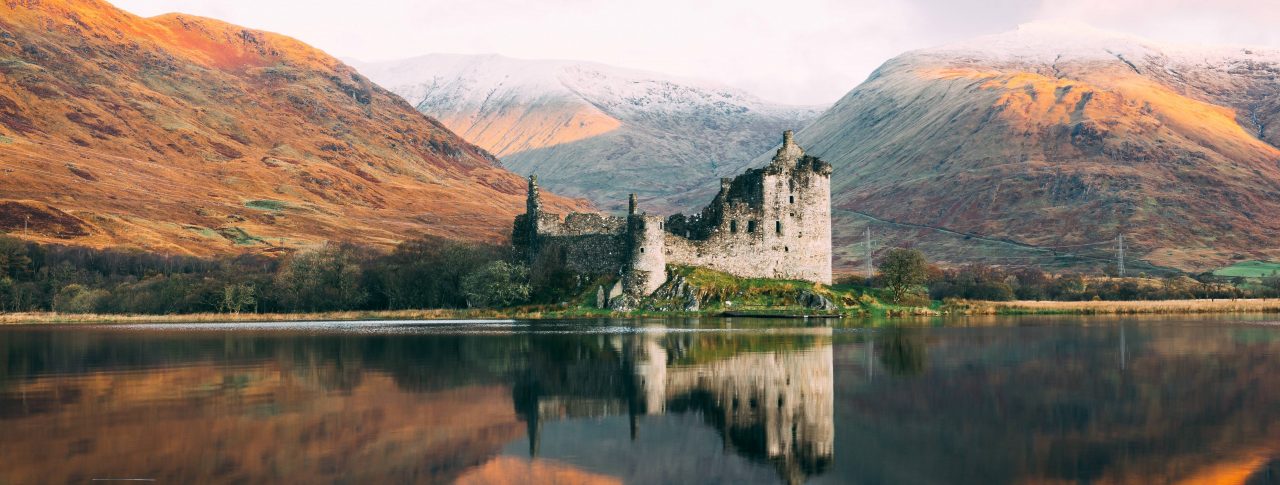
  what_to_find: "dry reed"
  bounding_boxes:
[951,298,1280,315]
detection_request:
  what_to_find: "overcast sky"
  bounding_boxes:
[113,0,1280,105]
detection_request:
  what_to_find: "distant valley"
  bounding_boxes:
[354,54,822,213]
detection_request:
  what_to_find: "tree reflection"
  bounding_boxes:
[875,327,926,377]
[0,325,835,484]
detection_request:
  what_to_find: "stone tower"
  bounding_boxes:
[511,130,833,300]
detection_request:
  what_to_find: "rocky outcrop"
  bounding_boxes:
[797,289,837,311]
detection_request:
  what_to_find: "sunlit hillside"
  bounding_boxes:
[766,22,1280,272]
[0,0,588,256]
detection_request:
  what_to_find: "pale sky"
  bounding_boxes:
[113,0,1280,105]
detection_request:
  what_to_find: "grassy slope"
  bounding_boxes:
[1214,261,1280,278]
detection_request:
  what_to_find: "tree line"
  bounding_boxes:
[0,234,533,314]
[862,248,1280,304]
[4,234,1277,315]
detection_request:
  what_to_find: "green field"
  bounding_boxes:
[1213,261,1280,278]
[244,199,289,212]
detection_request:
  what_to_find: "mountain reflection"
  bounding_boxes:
[0,323,835,484]
[4,320,1280,484]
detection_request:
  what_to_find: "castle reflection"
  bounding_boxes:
[514,327,834,484]
[0,323,835,484]
[5,319,1280,484]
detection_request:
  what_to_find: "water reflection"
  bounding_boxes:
[827,322,1280,485]
[514,327,833,484]
[1,318,1280,484]
[0,323,833,484]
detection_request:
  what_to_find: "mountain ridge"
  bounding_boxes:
[354,53,824,212]
[772,22,1280,272]
[0,0,588,256]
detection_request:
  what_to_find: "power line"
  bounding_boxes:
[1117,233,1126,277]
[865,226,873,280]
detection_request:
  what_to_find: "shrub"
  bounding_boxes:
[53,284,108,313]
[461,261,531,308]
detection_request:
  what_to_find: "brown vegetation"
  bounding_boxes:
[803,32,1280,272]
[0,0,588,257]
[948,298,1280,315]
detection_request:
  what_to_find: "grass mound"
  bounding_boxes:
[244,199,289,212]
[1214,261,1280,278]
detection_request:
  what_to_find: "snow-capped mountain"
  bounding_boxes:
[353,54,824,212]
[767,22,1280,271]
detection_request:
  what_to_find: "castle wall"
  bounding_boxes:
[514,130,833,298]
[624,215,667,296]
[535,234,627,276]
[662,143,832,284]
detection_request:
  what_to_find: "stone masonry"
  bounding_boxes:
[513,130,833,298]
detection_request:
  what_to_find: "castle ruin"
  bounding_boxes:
[513,131,832,300]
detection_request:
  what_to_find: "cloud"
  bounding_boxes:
[1034,0,1280,47]
[111,0,1280,105]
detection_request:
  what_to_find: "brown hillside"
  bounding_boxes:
[791,24,1280,272]
[0,0,588,256]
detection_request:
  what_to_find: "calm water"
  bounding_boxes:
[2,316,1280,484]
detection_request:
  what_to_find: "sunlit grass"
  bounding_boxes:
[1213,261,1280,278]
[948,298,1280,315]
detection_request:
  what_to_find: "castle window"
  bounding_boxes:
[785,246,789,252]
[640,247,645,253]
[747,220,757,233]
[789,195,795,204]
[730,221,738,233]
[775,221,782,235]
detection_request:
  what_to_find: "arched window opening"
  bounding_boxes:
[747,220,758,233]
[775,221,782,235]
[730,221,738,233]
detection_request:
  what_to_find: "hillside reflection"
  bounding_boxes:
[825,323,1280,485]
[0,324,834,484]
[4,320,1280,484]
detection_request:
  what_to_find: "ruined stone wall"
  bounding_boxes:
[663,132,832,284]
[537,212,626,237]
[515,130,832,297]
[535,233,627,276]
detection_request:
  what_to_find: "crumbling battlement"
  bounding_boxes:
[514,130,832,300]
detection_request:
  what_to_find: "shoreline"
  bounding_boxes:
[948,298,1280,315]
[3,298,1280,325]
